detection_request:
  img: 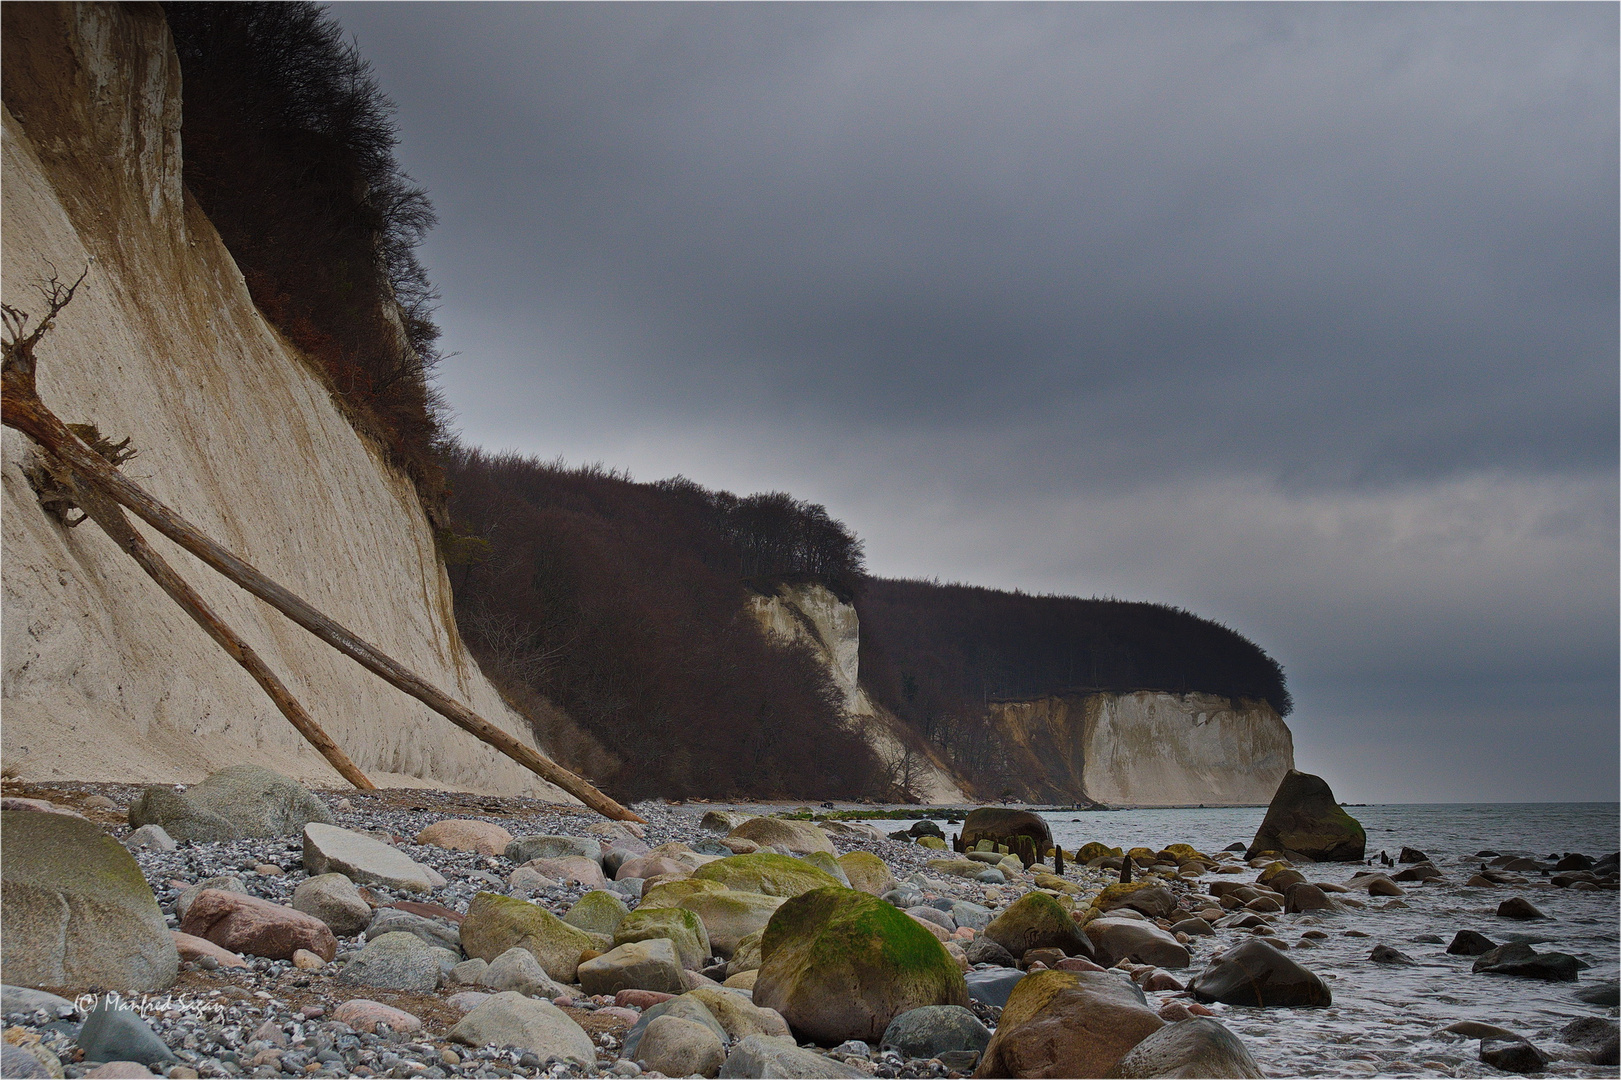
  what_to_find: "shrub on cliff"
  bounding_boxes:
[163,2,448,513]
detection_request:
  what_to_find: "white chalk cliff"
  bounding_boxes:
[747,581,967,803]
[984,691,1295,806]
[1,5,568,798]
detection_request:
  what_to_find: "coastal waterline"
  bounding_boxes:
[859,802,1620,1078]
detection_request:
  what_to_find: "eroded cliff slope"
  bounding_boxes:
[1,4,568,797]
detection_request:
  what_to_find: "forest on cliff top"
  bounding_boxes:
[162,1,1291,800]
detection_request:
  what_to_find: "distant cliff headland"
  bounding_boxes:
[2,2,1294,804]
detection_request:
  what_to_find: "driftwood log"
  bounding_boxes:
[2,274,643,822]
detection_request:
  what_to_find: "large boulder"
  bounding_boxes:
[339,931,454,991]
[719,1034,868,1078]
[366,908,461,954]
[1,811,179,993]
[880,1005,992,1059]
[1188,939,1332,1007]
[700,810,757,833]
[416,820,513,856]
[291,873,372,936]
[678,890,786,957]
[691,854,843,897]
[577,938,686,996]
[1245,771,1365,862]
[302,823,446,893]
[179,890,338,962]
[641,879,729,909]
[839,851,899,896]
[477,946,568,998]
[727,818,835,855]
[754,887,967,1044]
[974,969,1163,1078]
[126,765,332,842]
[459,892,597,982]
[1083,918,1191,969]
[447,992,595,1063]
[623,996,727,1058]
[798,851,852,887]
[682,986,793,1041]
[615,907,711,970]
[505,835,602,864]
[1114,1017,1264,1078]
[983,891,1093,959]
[959,808,1057,869]
[564,890,631,936]
[638,1015,726,1079]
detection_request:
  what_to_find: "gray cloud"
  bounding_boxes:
[331,2,1617,800]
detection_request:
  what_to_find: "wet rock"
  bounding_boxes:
[879,1004,992,1059]
[726,818,835,855]
[1496,897,1547,920]
[447,991,595,1064]
[756,886,967,1043]
[460,891,597,981]
[983,891,1092,959]
[1246,770,1366,862]
[1470,943,1580,982]
[977,969,1163,1078]
[290,872,371,935]
[178,889,337,961]
[1466,875,1498,887]
[1284,883,1334,913]
[1189,939,1332,1007]
[966,968,1027,1007]
[416,819,513,855]
[330,998,423,1033]
[578,937,686,996]
[1391,863,1444,883]
[1114,1017,1264,1079]
[965,937,1018,967]
[341,931,456,990]
[717,1034,867,1078]
[958,808,1057,868]
[1170,918,1215,937]
[478,945,569,997]
[1,810,180,993]
[639,1015,726,1078]
[1444,1021,1523,1041]
[78,996,176,1068]
[690,853,842,897]
[1560,1017,1619,1055]
[1083,918,1190,969]
[302,823,445,892]
[1575,982,1620,1006]
[1369,944,1416,965]
[1479,1039,1547,1074]
[1447,930,1496,956]
[127,765,331,841]
[1398,847,1429,863]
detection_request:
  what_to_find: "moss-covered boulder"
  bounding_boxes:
[1162,843,1208,862]
[798,851,852,886]
[916,835,948,851]
[976,969,1163,1078]
[460,892,597,982]
[727,817,835,855]
[677,890,785,957]
[728,928,765,975]
[563,890,631,936]
[614,907,711,970]
[1,811,180,992]
[691,854,841,897]
[983,891,1092,959]
[1077,842,1123,861]
[755,887,968,1044]
[1246,771,1366,862]
[638,878,727,910]
[839,851,899,896]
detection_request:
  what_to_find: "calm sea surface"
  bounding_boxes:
[857,803,1620,1078]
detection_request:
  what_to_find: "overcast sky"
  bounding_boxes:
[331,2,1618,803]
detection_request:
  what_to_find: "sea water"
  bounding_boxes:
[862,803,1620,1078]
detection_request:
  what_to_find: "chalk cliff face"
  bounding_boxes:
[1,5,567,797]
[748,582,967,803]
[985,692,1294,806]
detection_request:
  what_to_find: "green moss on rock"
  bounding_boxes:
[690,854,841,897]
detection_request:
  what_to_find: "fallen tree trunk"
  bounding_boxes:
[59,465,377,790]
[2,286,643,822]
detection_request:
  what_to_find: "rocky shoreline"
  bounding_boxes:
[2,774,1616,1079]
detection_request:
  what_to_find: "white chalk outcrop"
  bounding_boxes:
[747,582,967,803]
[985,692,1295,806]
[1,5,568,798]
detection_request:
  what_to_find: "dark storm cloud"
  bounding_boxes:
[330,2,1617,799]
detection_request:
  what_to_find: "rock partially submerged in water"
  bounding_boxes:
[1446,930,1496,956]
[1246,770,1365,862]
[1479,1038,1547,1074]
[1115,1017,1264,1079]
[1471,943,1580,982]
[1189,939,1332,1007]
